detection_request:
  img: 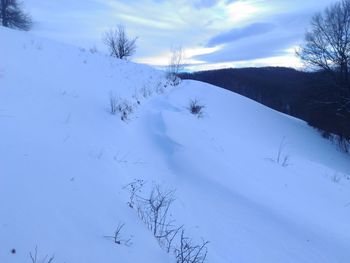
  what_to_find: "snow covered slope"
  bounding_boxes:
[1,27,350,263]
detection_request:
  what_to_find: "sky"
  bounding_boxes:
[24,0,338,71]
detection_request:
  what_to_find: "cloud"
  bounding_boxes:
[23,0,340,69]
[194,0,222,9]
[196,31,300,63]
[207,23,276,47]
[193,8,321,65]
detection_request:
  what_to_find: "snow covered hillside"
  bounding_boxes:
[1,27,350,263]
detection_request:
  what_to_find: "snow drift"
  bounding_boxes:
[1,27,350,263]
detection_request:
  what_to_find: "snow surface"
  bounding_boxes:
[1,27,350,263]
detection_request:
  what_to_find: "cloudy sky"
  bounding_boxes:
[25,0,337,70]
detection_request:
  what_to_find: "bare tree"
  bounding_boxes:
[0,0,32,30]
[297,0,350,112]
[167,46,184,85]
[103,25,137,60]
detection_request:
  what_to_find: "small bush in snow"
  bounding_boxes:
[188,99,205,118]
[109,93,134,121]
[104,222,132,247]
[155,81,166,94]
[336,136,349,153]
[124,181,209,260]
[132,90,141,105]
[174,230,209,263]
[140,86,152,98]
[117,99,133,121]
[124,182,182,252]
[109,92,119,115]
[135,185,179,240]
[29,246,55,263]
[331,174,341,184]
[268,137,290,167]
[89,46,98,54]
[319,131,350,154]
[275,137,290,167]
[123,179,146,209]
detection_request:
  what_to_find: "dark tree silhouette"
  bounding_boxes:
[0,0,32,31]
[298,0,350,115]
[103,25,137,60]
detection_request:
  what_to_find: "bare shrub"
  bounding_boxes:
[174,230,209,263]
[103,25,137,60]
[267,137,290,167]
[117,99,133,121]
[132,89,141,105]
[331,173,342,184]
[336,136,350,153]
[140,86,153,98]
[109,93,134,121]
[123,179,146,208]
[29,247,54,263]
[124,181,209,259]
[155,81,166,94]
[109,92,118,115]
[125,182,182,251]
[136,185,176,238]
[104,222,132,246]
[89,46,98,54]
[188,99,205,118]
[167,46,184,85]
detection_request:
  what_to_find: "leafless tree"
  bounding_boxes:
[297,0,350,112]
[167,46,184,85]
[0,0,32,30]
[103,25,137,60]
[174,230,209,263]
